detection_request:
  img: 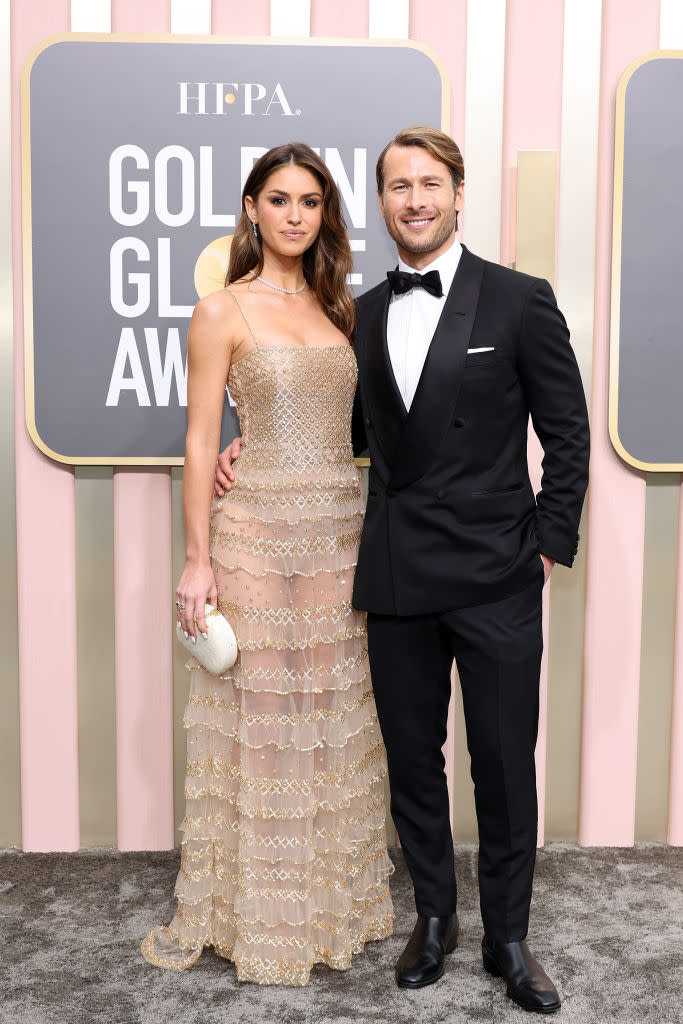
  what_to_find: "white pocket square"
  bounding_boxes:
[467,347,495,354]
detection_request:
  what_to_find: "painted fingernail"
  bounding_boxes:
[201,632,208,639]
[183,631,189,639]
[190,635,196,644]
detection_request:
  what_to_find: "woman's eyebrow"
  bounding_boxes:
[266,189,323,198]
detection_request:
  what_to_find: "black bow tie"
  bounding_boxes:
[387,268,443,298]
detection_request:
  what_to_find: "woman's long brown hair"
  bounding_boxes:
[226,143,355,338]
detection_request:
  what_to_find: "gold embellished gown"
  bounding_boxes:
[141,296,394,985]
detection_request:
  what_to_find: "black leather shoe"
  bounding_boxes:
[482,937,561,1013]
[395,914,459,988]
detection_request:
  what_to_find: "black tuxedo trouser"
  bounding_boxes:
[366,579,543,942]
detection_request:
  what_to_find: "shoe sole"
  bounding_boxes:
[395,935,458,989]
[482,952,561,1014]
[396,965,446,989]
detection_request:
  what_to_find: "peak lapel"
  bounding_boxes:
[389,247,485,491]
[360,282,407,468]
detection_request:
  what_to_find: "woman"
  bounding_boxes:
[141,144,394,985]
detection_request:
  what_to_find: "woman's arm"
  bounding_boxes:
[176,294,233,639]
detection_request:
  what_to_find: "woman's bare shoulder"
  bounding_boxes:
[190,280,261,362]
[187,291,240,360]
[194,288,239,321]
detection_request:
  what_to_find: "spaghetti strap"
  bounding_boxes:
[226,289,259,348]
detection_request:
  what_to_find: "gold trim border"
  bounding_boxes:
[21,32,450,467]
[609,49,683,472]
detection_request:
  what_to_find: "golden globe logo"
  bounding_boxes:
[178,82,300,116]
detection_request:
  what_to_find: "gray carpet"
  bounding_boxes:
[1,845,681,1024]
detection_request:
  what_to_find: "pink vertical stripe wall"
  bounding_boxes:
[578,0,658,846]
[212,0,270,35]
[114,470,174,849]
[311,0,368,37]
[501,0,565,845]
[12,0,80,852]
[500,0,563,270]
[409,0,467,155]
[111,0,169,32]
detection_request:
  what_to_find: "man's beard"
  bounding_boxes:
[388,208,457,256]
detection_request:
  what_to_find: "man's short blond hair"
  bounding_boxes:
[376,126,465,194]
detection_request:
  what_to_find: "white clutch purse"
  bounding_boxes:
[176,604,238,675]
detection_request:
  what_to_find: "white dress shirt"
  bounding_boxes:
[387,238,462,411]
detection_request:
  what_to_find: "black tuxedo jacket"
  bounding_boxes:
[351,245,590,616]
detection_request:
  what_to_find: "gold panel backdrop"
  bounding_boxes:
[75,467,117,847]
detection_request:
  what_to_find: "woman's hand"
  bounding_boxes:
[214,436,243,496]
[176,561,218,640]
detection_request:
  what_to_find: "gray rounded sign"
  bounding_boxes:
[22,35,446,464]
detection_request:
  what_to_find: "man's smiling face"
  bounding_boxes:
[378,144,464,267]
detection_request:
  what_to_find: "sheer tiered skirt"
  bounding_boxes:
[141,470,394,985]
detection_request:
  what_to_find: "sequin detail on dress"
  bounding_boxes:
[141,304,394,985]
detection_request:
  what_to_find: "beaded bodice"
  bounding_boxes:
[227,344,359,485]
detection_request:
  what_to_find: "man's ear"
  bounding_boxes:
[378,190,385,218]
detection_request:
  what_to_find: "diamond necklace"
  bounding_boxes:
[249,270,306,295]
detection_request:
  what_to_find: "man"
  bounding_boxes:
[216,127,589,1012]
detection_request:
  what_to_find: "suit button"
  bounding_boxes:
[437,489,447,499]
[453,417,465,428]
[365,416,372,425]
